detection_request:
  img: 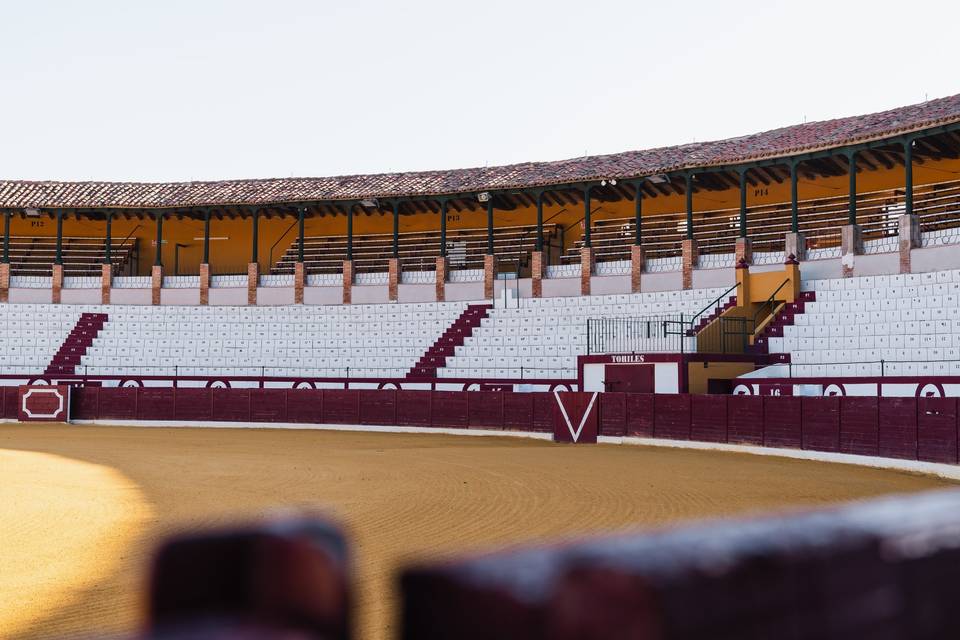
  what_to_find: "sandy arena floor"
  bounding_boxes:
[0,424,954,640]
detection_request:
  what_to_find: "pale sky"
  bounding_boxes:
[0,0,956,183]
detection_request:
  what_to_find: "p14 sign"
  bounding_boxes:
[18,385,71,422]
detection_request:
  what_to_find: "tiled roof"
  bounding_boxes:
[1,94,959,210]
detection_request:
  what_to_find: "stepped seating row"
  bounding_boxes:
[440,286,729,380]
[78,301,473,380]
[762,271,960,377]
[1,236,136,277]
[272,224,559,275]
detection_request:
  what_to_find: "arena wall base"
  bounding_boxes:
[600,435,960,481]
[70,419,554,441]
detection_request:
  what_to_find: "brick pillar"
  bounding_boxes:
[840,224,863,278]
[530,250,544,298]
[735,258,750,307]
[294,261,304,304]
[580,247,593,296]
[247,262,259,306]
[342,260,353,304]
[630,245,645,293]
[101,263,112,305]
[734,237,753,266]
[199,263,210,306]
[388,258,399,302]
[785,232,807,261]
[681,238,699,290]
[898,214,921,275]
[151,265,163,305]
[483,255,497,300]
[435,256,447,302]
[0,263,9,303]
[52,263,64,304]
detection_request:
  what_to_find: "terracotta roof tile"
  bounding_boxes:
[2,94,959,210]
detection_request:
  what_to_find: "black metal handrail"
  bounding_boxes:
[268,218,300,274]
[687,282,738,332]
[753,278,791,327]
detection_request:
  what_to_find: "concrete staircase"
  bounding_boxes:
[751,291,816,361]
[407,304,491,379]
[45,312,108,375]
[689,296,738,336]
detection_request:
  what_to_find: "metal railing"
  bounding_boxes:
[766,359,960,378]
[687,283,738,333]
[753,278,790,327]
[587,315,688,355]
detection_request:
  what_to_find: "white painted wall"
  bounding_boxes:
[637,271,683,292]
[9,288,53,303]
[352,284,389,304]
[445,281,484,301]
[590,274,629,295]
[257,286,294,306]
[209,288,247,306]
[161,288,200,305]
[109,288,151,305]
[304,286,341,305]
[398,283,435,303]
[61,289,100,304]
[692,268,735,289]
[541,277,579,298]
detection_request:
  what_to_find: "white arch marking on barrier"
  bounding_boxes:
[21,388,65,419]
[553,390,598,443]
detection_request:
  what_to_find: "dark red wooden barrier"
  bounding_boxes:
[431,391,468,429]
[763,396,801,449]
[286,389,323,423]
[690,395,727,443]
[624,393,655,437]
[598,392,626,437]
[213,389,251,422]
[503,393,534,431]
[839,397,879,456]
[467,391,503,429]
[917,397,958,464]
[878,397,917,460]
[726,395,763,445]
[531,393,554,432]
[250,389,287,423]
[552,392,598,444]
[56,388,960,469]
[323,390,359,425]
[360,390,396,426]
[175,388,213,422]
[653,394,690,440]
[801,396,840,453]
[138,388,175,421]
[100,387,137,420]
[72,386,98,421]
[397,390,432,427]
[1,386,15,420]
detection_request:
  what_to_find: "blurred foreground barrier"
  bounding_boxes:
[401,489,960,639]
[147,514,350,640]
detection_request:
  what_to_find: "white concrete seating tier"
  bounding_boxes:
[0,305,85,373]
[769,270,960,377]
[81,302,471,378]
[439,286,729,380]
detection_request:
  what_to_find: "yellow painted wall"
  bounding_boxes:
[9,157,959,276]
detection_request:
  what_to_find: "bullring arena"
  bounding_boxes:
[5,91,960,638]
[0,425,953,640]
